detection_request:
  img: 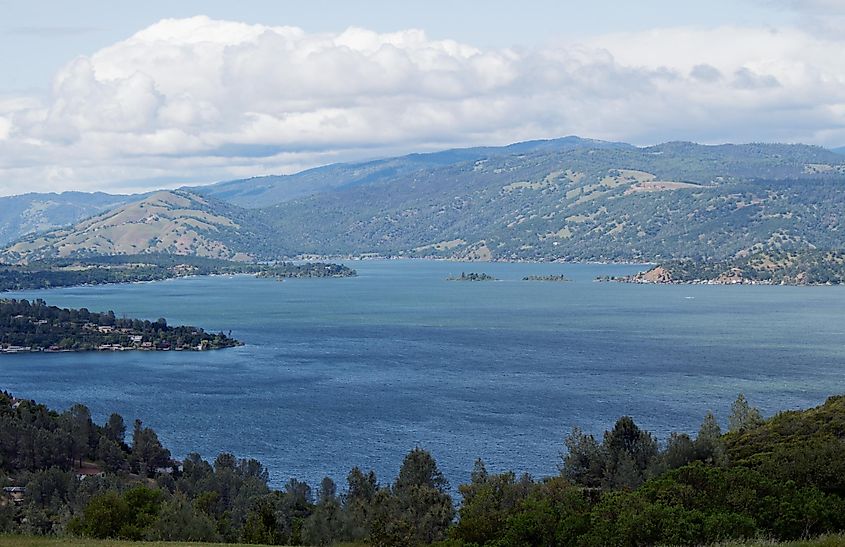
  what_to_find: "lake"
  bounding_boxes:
[2,260,844,489]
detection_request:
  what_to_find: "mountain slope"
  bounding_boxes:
[257,142,845,261]
[0,192,132,246]
[3,138,845,263]
[192,136,633,208]
[1,190,271,263]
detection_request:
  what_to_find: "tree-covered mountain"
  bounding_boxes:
[257,141,845,261]
[3,137,845,263]
[0,191,132,246]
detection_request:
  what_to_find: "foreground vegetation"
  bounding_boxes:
[1,391,844,546]
[0,299,240,352]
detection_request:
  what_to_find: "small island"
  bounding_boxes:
[447,272,497,281]
[1,298,241,353]
[598,250,845,286]
[257,262,357,280]
[523,274,571,282]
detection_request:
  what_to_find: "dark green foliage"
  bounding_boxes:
[561,417,660,489]
[0,298,240,351]
[4,390,845,545]
[67,486,163,540]
[150,493,220,542]
[370,448,454,546]
[130,419,171,477]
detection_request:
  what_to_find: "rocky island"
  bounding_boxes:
[523,274,571,282]
[0,298,241,353]
[447,272,497,281]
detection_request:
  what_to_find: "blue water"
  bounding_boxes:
[1,260,844,489]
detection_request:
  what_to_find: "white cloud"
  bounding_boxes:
[2,15,845,195]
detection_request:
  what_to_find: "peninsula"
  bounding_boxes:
[0,298,241,353]
[0,254,356,292]
[599,250,845,286]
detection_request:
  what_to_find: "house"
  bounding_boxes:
[155,460,183,475]
[2,346,32,354]
[75,463,105,481]
[130,335,143,344]
[98,325,114,333]
[3,487,25,504]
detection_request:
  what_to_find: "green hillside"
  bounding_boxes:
[259,142,845,261]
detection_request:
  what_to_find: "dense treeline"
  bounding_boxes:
[1,392,844,545]
[0,299,239,351]
[0,255,356,292]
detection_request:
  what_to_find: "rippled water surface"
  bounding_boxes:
[2,260,844,488]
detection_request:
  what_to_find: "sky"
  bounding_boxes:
[1,0,844,195]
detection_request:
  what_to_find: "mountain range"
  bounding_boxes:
[2,137,845,263]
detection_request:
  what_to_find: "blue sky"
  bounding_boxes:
[1,0,843,195]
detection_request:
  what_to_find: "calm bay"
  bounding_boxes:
[1,259,844,488]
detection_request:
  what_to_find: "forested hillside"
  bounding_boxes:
[1,392,844,545]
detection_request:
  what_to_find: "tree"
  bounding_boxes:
[663,433,696,470]
[131,419,171,476]
[68,491,130,539]
[342,467,378,541]
[695,410,727,464]
[97,438,128,473]
[561,427,605,487]
[303,477,342,546]
[104,413,126,445]
[728,394,764,433]
[603,416,659,488]
[65,404,94,467]
[370,448,454,546]
[150,494,220,542]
